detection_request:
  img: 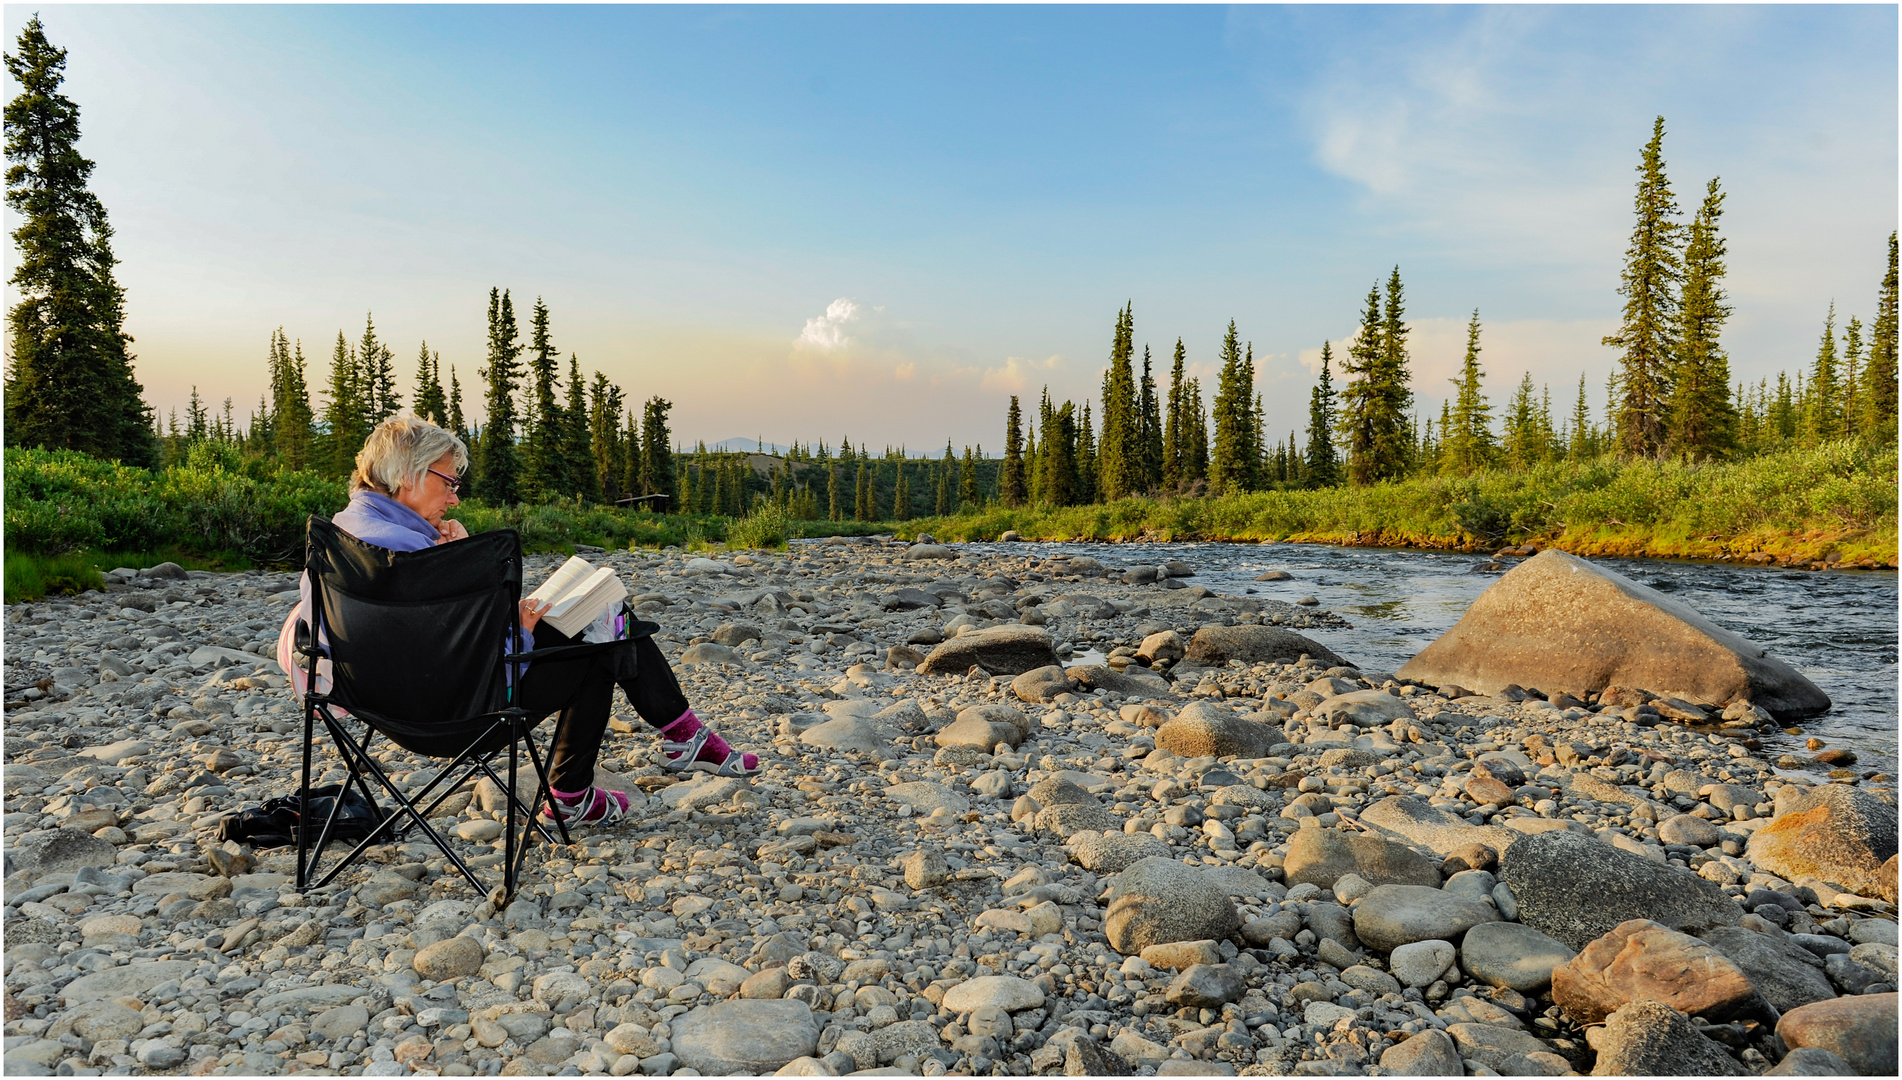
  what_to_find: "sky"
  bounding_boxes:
[4,3,1896,452]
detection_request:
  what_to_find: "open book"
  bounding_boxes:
[526,556,630,638]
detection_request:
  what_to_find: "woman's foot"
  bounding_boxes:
[542,785,631,825]
[658,710,761,777]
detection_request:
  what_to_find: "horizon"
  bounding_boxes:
[4,4,1896,451]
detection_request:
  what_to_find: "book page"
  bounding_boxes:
[527,555,595,607]
[546,569,628,636]
[546,566,617,620]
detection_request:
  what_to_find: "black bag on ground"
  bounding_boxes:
[217,784,387,849]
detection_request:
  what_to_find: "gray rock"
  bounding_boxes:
[1747,784,1899,903]
[917,625,1057,676]
[1657,813,1722,847]
[1776,993,1899,1077]
[1397,549,1828,718]
[1282,827,1442,890]
[799,717,885,754]
[1498,829,1741,950]
[1314,689,1415,727]
[1025,777,1096,807]
[1068,832,1170,873]
[413,935,484,980]
[1389,939,1458,988]
[1166,964,1245,1007]
[59,959,197,1005]
[1011,665,1076,703]
[942,975,1045,1013]
[870,1019,941,1066]
[1459,921,1575,993]
[1445,1023,1561,1073]
[886,781,970,817]
[1585,999,1745,1076]
[310,1005,370,1040]
[1183,625,1349,668]
[1699,926,1836,1014]
[901,849,949,890]
[1042,1028,1133,1076]
[680,642,741,666]
[11,828,119,878]
[1067,664,1172,697]
[1036,801,1119,838]
[935,704,1036,750]
[1765,1047,1858,1075]
[1358,795,1520,857]
[1379,1029,1463,1076]
[1352,885,1499,951]
[671,999,821,1075]
[1104,857,1242,954]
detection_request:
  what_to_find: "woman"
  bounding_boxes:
[278,415,758,827]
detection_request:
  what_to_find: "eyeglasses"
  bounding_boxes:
[427,468,462,495]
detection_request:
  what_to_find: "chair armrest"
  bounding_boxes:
[295,619,326,659]
[502,641,623,665]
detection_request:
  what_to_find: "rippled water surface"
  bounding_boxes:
[960,540,1901,773]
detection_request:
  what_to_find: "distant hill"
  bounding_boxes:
[706,438,789,454]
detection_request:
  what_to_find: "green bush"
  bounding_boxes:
[726,499,792,550]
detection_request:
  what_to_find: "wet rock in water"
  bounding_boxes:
[670,998,821,1075]
[1378,1029,1463,1076]
[1397,549,1829,718]
[1458,921,1576,994]
[1699,926,1837,1014]
[935,703,1036,750]
[916,624,1057,676]
[1498,829,1741,950]
[1747,784,1899,903]
[1011,664,1076,703]
[1282,827,1442,890]
[1585,999,1746,1077]
[1104,857,1242,954]
[1182,624,1350,668]
[1351,884,1499,951]
[1774,992,1899,1077]
[1155,700,1276,759]
[1551,919,1768,1025]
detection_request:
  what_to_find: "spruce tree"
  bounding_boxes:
[1805,304,1841,444]
[1504,374,1543,463]
[323,331,367,474]
[1366,267,1416,480]
[1098,303,1139,499]
[828,460,844,520]
[892,454,910,519]
[588,372,625,501]
[447,365,467,445]
[961,446,979,508]
[269,329,314,471]
[1138,344,1164,490]
[4,17,157,465]
[1187,377,1209,481]
[1304,343,1340,487]
[521,297,564,498]
[1604,117,1682,457]
[1441,312,1494,475]
[1163,339,1188,490]
[1841,317,1864,440]
[186,386,208,441]
[1001,396,1028,506]
[1864,232,1899,443]
[854,461,871,521]
[1667,178,1736,459]
[476,288,525,503]
[360,313,400,423]
[562,355,594,499]
[1339,284,1385,485]
[412,342,447,427]
[1568,374,1594,460]
[1076,403,1098,504]
[638,397,674,506]
[1208,319,1258,495]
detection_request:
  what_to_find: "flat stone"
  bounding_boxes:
[1498,829,1741,951]
[1765,1047,1858,1075]
[1459,921,1575,993]
[1067,663,1172,697]
[1699,926,1836,1014]
[1140,941,1224,970]
[917,625,1057,676]
[48,1001,144,1043]
[1397,548,1828,718]
[1182,625,1349,668]
[1282,827,1441,890]
[885,781,969,817]
[1748,784,1899,903]
[1585,999,1745,1076]
[1104,857,1242,954]
[680,642,741,666]
[10,828,120,878]
[1774,992,1898,1077]
[59,959,197,1005]
[1379,1029,1463,1076]
[1552,919,1767,1026]
[310,1005,370,1040]
[671,998,820,1075]
[1359,795,1519,857]
[658,773,745,811]
[942,975,1045,1014]
[1315,689,1415,727]
[1068,831,1170,873]
[77,740,150,766]
[256,983,371,1010]
[1444,1023,1560,1073]
[1351,884,1499,951]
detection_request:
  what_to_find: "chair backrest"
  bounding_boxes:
[304,515,523,756]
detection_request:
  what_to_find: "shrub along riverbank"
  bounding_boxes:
[7,441,1893,601]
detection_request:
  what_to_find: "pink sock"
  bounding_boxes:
[659,710,760,771]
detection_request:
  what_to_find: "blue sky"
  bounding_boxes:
[5,4,1896,450]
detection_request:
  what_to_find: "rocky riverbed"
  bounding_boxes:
[3,538,1897,1077]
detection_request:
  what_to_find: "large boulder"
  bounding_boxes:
[1775,992,1898,1077]
[1551,919,1769,1025]
[1747,784,1898,903]
[8,828,119,880]
[1498,829,1741,951]
[1585,1000,1747,1077]
[1182,625,1350,668]
[935,704,1037,751]
[917,625,1057,676]
[1104,857,1241,954]
[669,999,820,1075]
[1282,829,1441,891]
[1351,885,1499,951]
[1396,549,1829,718]
[1154,700,1276,759]
[1699,926,1837,1015]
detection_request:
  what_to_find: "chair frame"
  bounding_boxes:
[291,522,616,902]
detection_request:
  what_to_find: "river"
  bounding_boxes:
[955,540,1900,776]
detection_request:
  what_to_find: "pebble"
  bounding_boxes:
[3,545,1893,1079]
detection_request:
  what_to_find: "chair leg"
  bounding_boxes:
[297,696,316,891]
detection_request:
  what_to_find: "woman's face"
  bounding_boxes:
[397,452,461,526]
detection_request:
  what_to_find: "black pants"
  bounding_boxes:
[515,633,689,793]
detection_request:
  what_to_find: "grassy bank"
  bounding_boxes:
[887,442,1900,566]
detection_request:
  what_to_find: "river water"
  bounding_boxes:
[955,540,1900,775]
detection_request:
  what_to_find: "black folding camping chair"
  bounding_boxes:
[291,517,618,901]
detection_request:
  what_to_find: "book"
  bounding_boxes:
[526,555,630,637]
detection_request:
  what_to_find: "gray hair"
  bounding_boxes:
[350,415,468,496]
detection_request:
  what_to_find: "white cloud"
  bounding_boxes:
[975,354,1062,394]
[795,297,861,352]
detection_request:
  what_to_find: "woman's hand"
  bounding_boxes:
[436,518,470,545]
[519,598,550,633]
